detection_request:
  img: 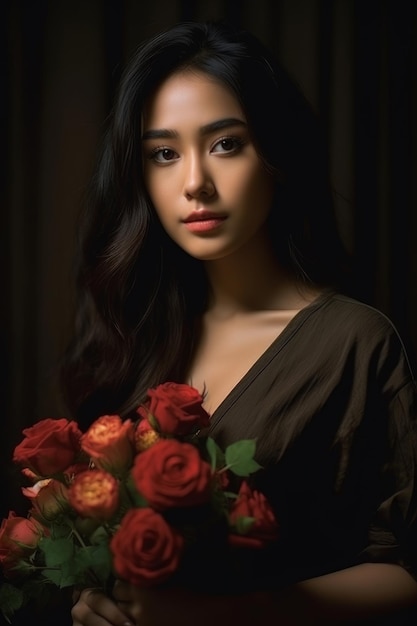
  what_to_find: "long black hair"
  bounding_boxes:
[61,21,350,424]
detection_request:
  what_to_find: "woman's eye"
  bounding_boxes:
[211,137,244,154]
[149,147,179,163]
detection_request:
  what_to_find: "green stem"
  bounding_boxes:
[68,522,87,548]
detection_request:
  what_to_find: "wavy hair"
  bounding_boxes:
[61,21,350,424]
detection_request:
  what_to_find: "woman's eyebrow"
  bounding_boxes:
[200,117,247,135]
[142,128,177,140]
[142,117,247,140]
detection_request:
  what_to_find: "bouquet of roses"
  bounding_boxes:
[0,382,278,622]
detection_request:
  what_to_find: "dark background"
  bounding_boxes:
[1,0,416,622]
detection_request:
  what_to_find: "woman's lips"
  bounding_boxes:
[183,217,227,233]
[182,212,227,233]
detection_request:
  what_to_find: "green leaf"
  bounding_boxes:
[234,515,255,535]
[0,582,25,622]
[88,544,113,582]
[37,536,75,586]
[54,564,77,587]
[49,520,73,539]
[224,440,262,476]
[71,544,112,587]
[222,491,239,500]
[209,485,229,515]
[148,412,160,432]
[40,542,111,589]
[40,536,74,569]
[206,437,225,471]
[6,558,36,576]
[89,525,110,545]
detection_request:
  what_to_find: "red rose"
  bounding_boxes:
[13,418,82,477]
[22,478,70,521]
[68,469,119,521]
[110,508,183,586]
[81,415,135,475]
[137,382,210,436]
[229,481,279,549]
[0,512,44,577]
[134,418,160,452]
[132,439,212,510]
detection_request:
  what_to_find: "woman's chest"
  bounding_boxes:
[186,310,297,415]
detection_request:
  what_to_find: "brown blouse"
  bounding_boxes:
[203,291,417,587]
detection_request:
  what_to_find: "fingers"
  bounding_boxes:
[113,579,135,602]
[112,579,146,622]
[71,587,136,626]
[112,579,148,602]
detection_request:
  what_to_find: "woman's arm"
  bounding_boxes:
[256,563,417,625]
[71,562,417,626]
[121,562,417,625]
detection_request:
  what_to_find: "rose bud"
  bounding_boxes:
[134,418,161,452]
[22,478,70,522]
[81,415,135,475]
[229,481,279,548]
[68,469,119,521]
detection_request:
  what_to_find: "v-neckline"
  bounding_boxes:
[207,289,334,428]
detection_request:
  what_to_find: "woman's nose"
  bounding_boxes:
[183,154,216,200]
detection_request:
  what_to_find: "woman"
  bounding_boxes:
[67,21,417,626]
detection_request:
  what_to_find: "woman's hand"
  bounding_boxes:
[112,580,252,626]
[71,587,136,626]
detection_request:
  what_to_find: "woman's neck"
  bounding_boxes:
[203,233,318,317]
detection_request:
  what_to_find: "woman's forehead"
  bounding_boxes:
[142,70,245,132]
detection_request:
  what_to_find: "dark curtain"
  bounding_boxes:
[1,1,416,621]
[3,0,417,490]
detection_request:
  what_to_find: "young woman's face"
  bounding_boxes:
[142,70,275,261]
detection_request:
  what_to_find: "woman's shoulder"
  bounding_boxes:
[318,291,402,337]
[311,291,416,378]
[297,290,416,395]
